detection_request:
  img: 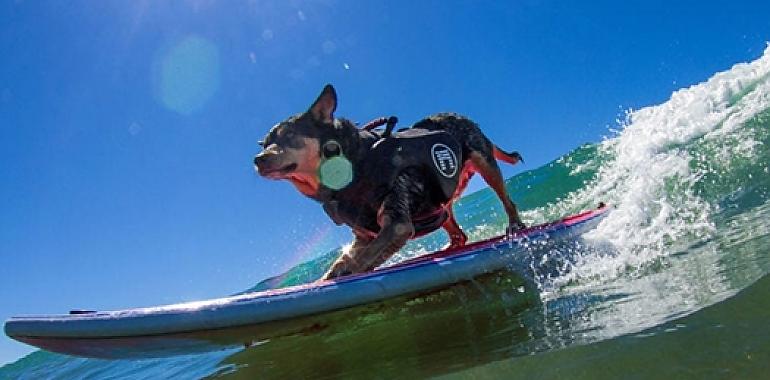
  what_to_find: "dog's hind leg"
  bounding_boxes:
[469,151,526,233]
[442,206,467,249]
[442,163,475,248]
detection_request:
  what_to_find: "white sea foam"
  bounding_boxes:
[560,45,770,284]
[387,47,770,288]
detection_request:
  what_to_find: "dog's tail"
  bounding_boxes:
[493,146,524,166]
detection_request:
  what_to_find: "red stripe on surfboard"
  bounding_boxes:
[390,205,608,268]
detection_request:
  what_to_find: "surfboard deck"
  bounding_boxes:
[5,205,608,358]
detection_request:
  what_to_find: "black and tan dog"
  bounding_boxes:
[254,85,525,280]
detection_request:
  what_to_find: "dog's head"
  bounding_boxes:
[254,84,357,197]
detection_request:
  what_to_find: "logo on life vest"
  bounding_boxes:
[431,143,458,178]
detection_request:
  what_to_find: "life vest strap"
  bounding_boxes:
[361,116,399,138]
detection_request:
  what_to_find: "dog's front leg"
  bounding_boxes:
[322,171,420,280]
[322,214,414,280]
[355,214,414,271]
[322,232,372,280]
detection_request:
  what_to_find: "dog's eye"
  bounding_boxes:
[258,140,265,147]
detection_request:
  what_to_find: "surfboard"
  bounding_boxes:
[4,205,608,359]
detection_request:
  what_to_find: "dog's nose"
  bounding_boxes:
[254,152,273,168]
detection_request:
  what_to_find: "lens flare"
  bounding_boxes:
[155,36,220,115]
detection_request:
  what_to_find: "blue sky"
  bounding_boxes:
[1,0,769,364]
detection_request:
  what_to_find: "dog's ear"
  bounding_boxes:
[309,84,337,124]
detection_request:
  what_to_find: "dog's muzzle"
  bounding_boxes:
[253,153,266,168]
[253,152,274,174]
[254,152,297,177]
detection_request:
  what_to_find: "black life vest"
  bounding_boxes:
[321,128,463,237]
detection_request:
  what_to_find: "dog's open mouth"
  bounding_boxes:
[279,163,298,173]
[260,163,297,177]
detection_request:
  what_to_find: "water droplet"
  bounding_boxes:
[128,122,142,136]
[307,56,321,67]
[289,68,304,80]
[322,40,336,55]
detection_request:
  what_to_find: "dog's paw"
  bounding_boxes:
[442,234,468,250]
[322,254,356,280]
[324,267,352,280]
[506,221,527,236]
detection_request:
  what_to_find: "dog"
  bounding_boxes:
[254,85,525,280]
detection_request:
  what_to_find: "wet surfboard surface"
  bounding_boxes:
[5,205,608,359]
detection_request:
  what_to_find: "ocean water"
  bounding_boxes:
[3,48,770,379]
